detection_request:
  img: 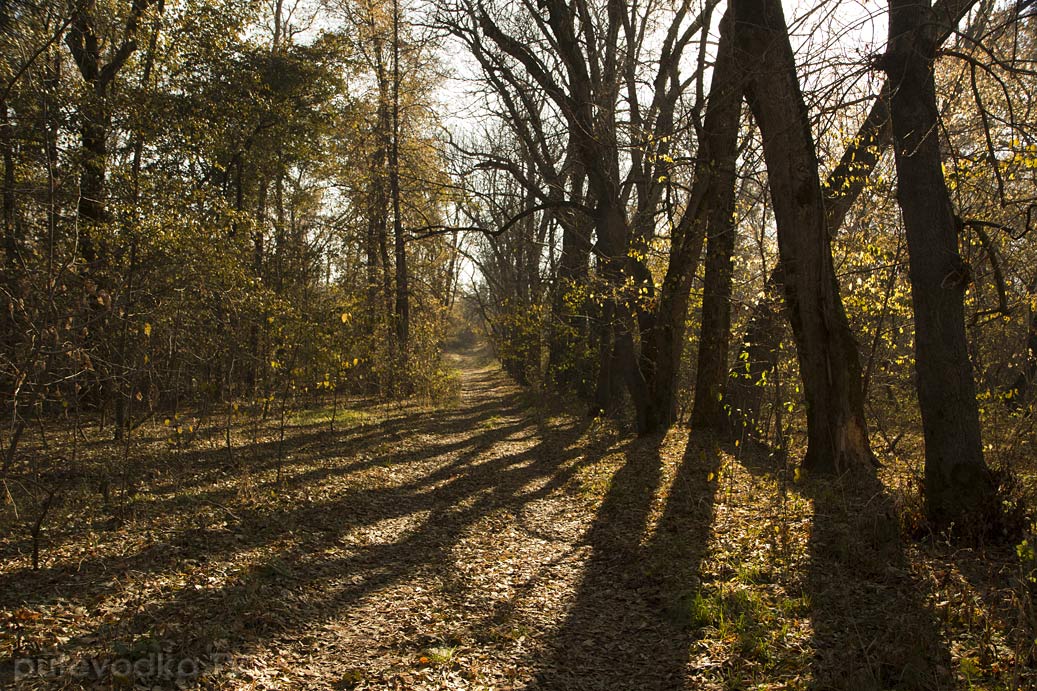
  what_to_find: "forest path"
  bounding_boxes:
[1,344,985,690]
[235,343,708,689]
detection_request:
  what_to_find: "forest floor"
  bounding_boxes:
[1,343,1034,690]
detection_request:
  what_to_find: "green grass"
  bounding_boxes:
[420,645,458,666]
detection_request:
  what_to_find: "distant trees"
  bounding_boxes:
[441,0,735,432]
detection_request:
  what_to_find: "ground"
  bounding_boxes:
[1,345,1033,689]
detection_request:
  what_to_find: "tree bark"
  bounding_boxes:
[884,0,995,529]
[390,0,409,376]
[690,13,743,432]
[733,0,874,472]
[65,0,156,266]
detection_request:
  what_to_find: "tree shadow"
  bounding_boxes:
[735,447,957,691]
[0,364,612,686]
[531,432,721,690]
[0,379,533,599]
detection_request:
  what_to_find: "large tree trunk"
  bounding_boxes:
[590,202,636,418]
[689,12,744,432]
[733,0,874,473]
[884,0,995,530]
[548,170,593,396]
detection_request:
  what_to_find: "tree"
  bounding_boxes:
[732,0,874,472]
[65,0,157,266]
[883,0,997,529]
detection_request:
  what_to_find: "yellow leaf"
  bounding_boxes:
[341,312,351,323]
[707,472,715,482]
[793,467,801,483]
[143,322,152,337]
[163,418,170,426]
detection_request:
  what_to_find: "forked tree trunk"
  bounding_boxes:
[884,0,995,529]
[724,95,893,435]
[641,11,741,433]
[733,0,874,473]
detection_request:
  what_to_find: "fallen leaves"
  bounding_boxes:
[0,351,1032,689]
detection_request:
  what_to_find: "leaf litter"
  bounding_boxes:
[1,349,1033,689]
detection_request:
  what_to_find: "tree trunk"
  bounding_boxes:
[365,124,387,310]
[2,98,15,273]
[1,98,17,364]
[274,171,286,292]
[390,0,409,375]
[114,13,161,438]
[548,170,593,395]
[638,11,741,433]
[725,96,893,435]
[1006,277,1037,405]
[77,93,109,264]
[884,0,995,530]
[690,13,743,432]
[733,0,874,473]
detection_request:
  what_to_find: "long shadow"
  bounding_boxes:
[140,379,524,499]
[933,536,1031,684]
[0,419,531,594]
[91,415,601,669]
[532,432,721,689]
[1,363,608,686]
[0,383,534,596]
[737,449,956,690]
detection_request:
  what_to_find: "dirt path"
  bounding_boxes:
[2,345,1022,690]
[3,347,700,690]
[241,346,708,690]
